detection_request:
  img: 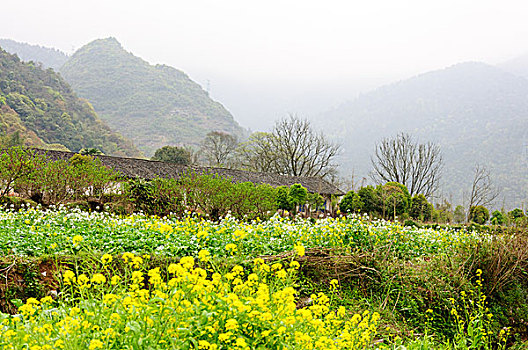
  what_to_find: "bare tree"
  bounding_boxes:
[235,132,277,172]
[200,131,238,167]
[271,115,340,178]
[467,164,500,220]
[370,133,443,198]
[237,115,340,178]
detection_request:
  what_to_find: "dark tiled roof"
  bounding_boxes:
[32,149,344,195]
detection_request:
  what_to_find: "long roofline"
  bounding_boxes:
[30,148,344,196]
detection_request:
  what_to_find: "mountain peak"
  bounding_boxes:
[87,37,122,48]
[60,38,245,156]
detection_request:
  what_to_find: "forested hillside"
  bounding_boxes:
[319,62,528,208]
[60,38,245,156]
[0,39,69,71]
[0,47,141,156]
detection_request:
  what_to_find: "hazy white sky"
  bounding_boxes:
[2,0,528,128]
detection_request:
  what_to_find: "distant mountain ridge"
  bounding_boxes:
[60,38,246,156]
[318,62,528,208]
[499,52,528,79]
[0,47,141,156]
[0,39,69,71]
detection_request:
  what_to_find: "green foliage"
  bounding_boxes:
[357,186,380,216]
[469,205,489,225]
[124,178,184,217]
[0,146,46,198]
[151,145,192,165]
[124,174,278,221]
[508,208,525,219]
[379,182,411,219]
[288,184,308,207]
[4,151,119,205]
[507,208,527,227]
[490,210,506,225]
[339,191,363,214]
[79,148,103,155]
[274,184,309,214]
[410,194,433,221]
[0,131,23,148]
[0,47,140,156]
[276,186,293,211]
[454,205,466,224]
[60,38,245,156]
[306,192,325,212]
[433,200,454,224]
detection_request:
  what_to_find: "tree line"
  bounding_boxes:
[0,146,328,220]
[3,110,524,226]
[151,114,340,179]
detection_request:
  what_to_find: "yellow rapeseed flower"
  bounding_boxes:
[88,339,104,350]
[198,249,211,262]
[101,253,112,264]
[91,273,107,285]
[72,235,83,246]
[294,244,305,257]
[225,243,238,254]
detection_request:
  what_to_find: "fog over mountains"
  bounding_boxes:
[0,39,68,71]
[499,53,528,80]
[316,62,528,208]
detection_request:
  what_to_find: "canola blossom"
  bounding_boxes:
[0,253,380,349]
[0,207,518,349]
[0,207,491,259]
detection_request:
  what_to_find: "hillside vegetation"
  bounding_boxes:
[319,62,528,208]
[0,38,69,71]
[60,38,245,156]
[0,47,141,156]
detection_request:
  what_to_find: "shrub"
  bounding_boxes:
[491,210,505,225]
[276,186,293,212]
[288,184,308,208]
[454,205,466,223]
[307,192,325,213]
[379,182,411,219]
[151,145,192,165]
[410,194,433,221]
[0,146,46,198]
[469,205,489,225]
[339,191,363,214]
[357,186,380,216]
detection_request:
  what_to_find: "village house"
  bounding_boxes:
[31,149,344,214]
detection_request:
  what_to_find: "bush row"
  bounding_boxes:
[0,147,326,220]
[339,182,527,227]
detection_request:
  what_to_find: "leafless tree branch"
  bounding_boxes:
[467,164,500,220]
[370,133,443,198]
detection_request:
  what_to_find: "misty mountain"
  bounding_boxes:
[60,38,246,156]
[0,47,141,156]
[0,39,69,71]
[318,62,528,208]
[499,52,528,79]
